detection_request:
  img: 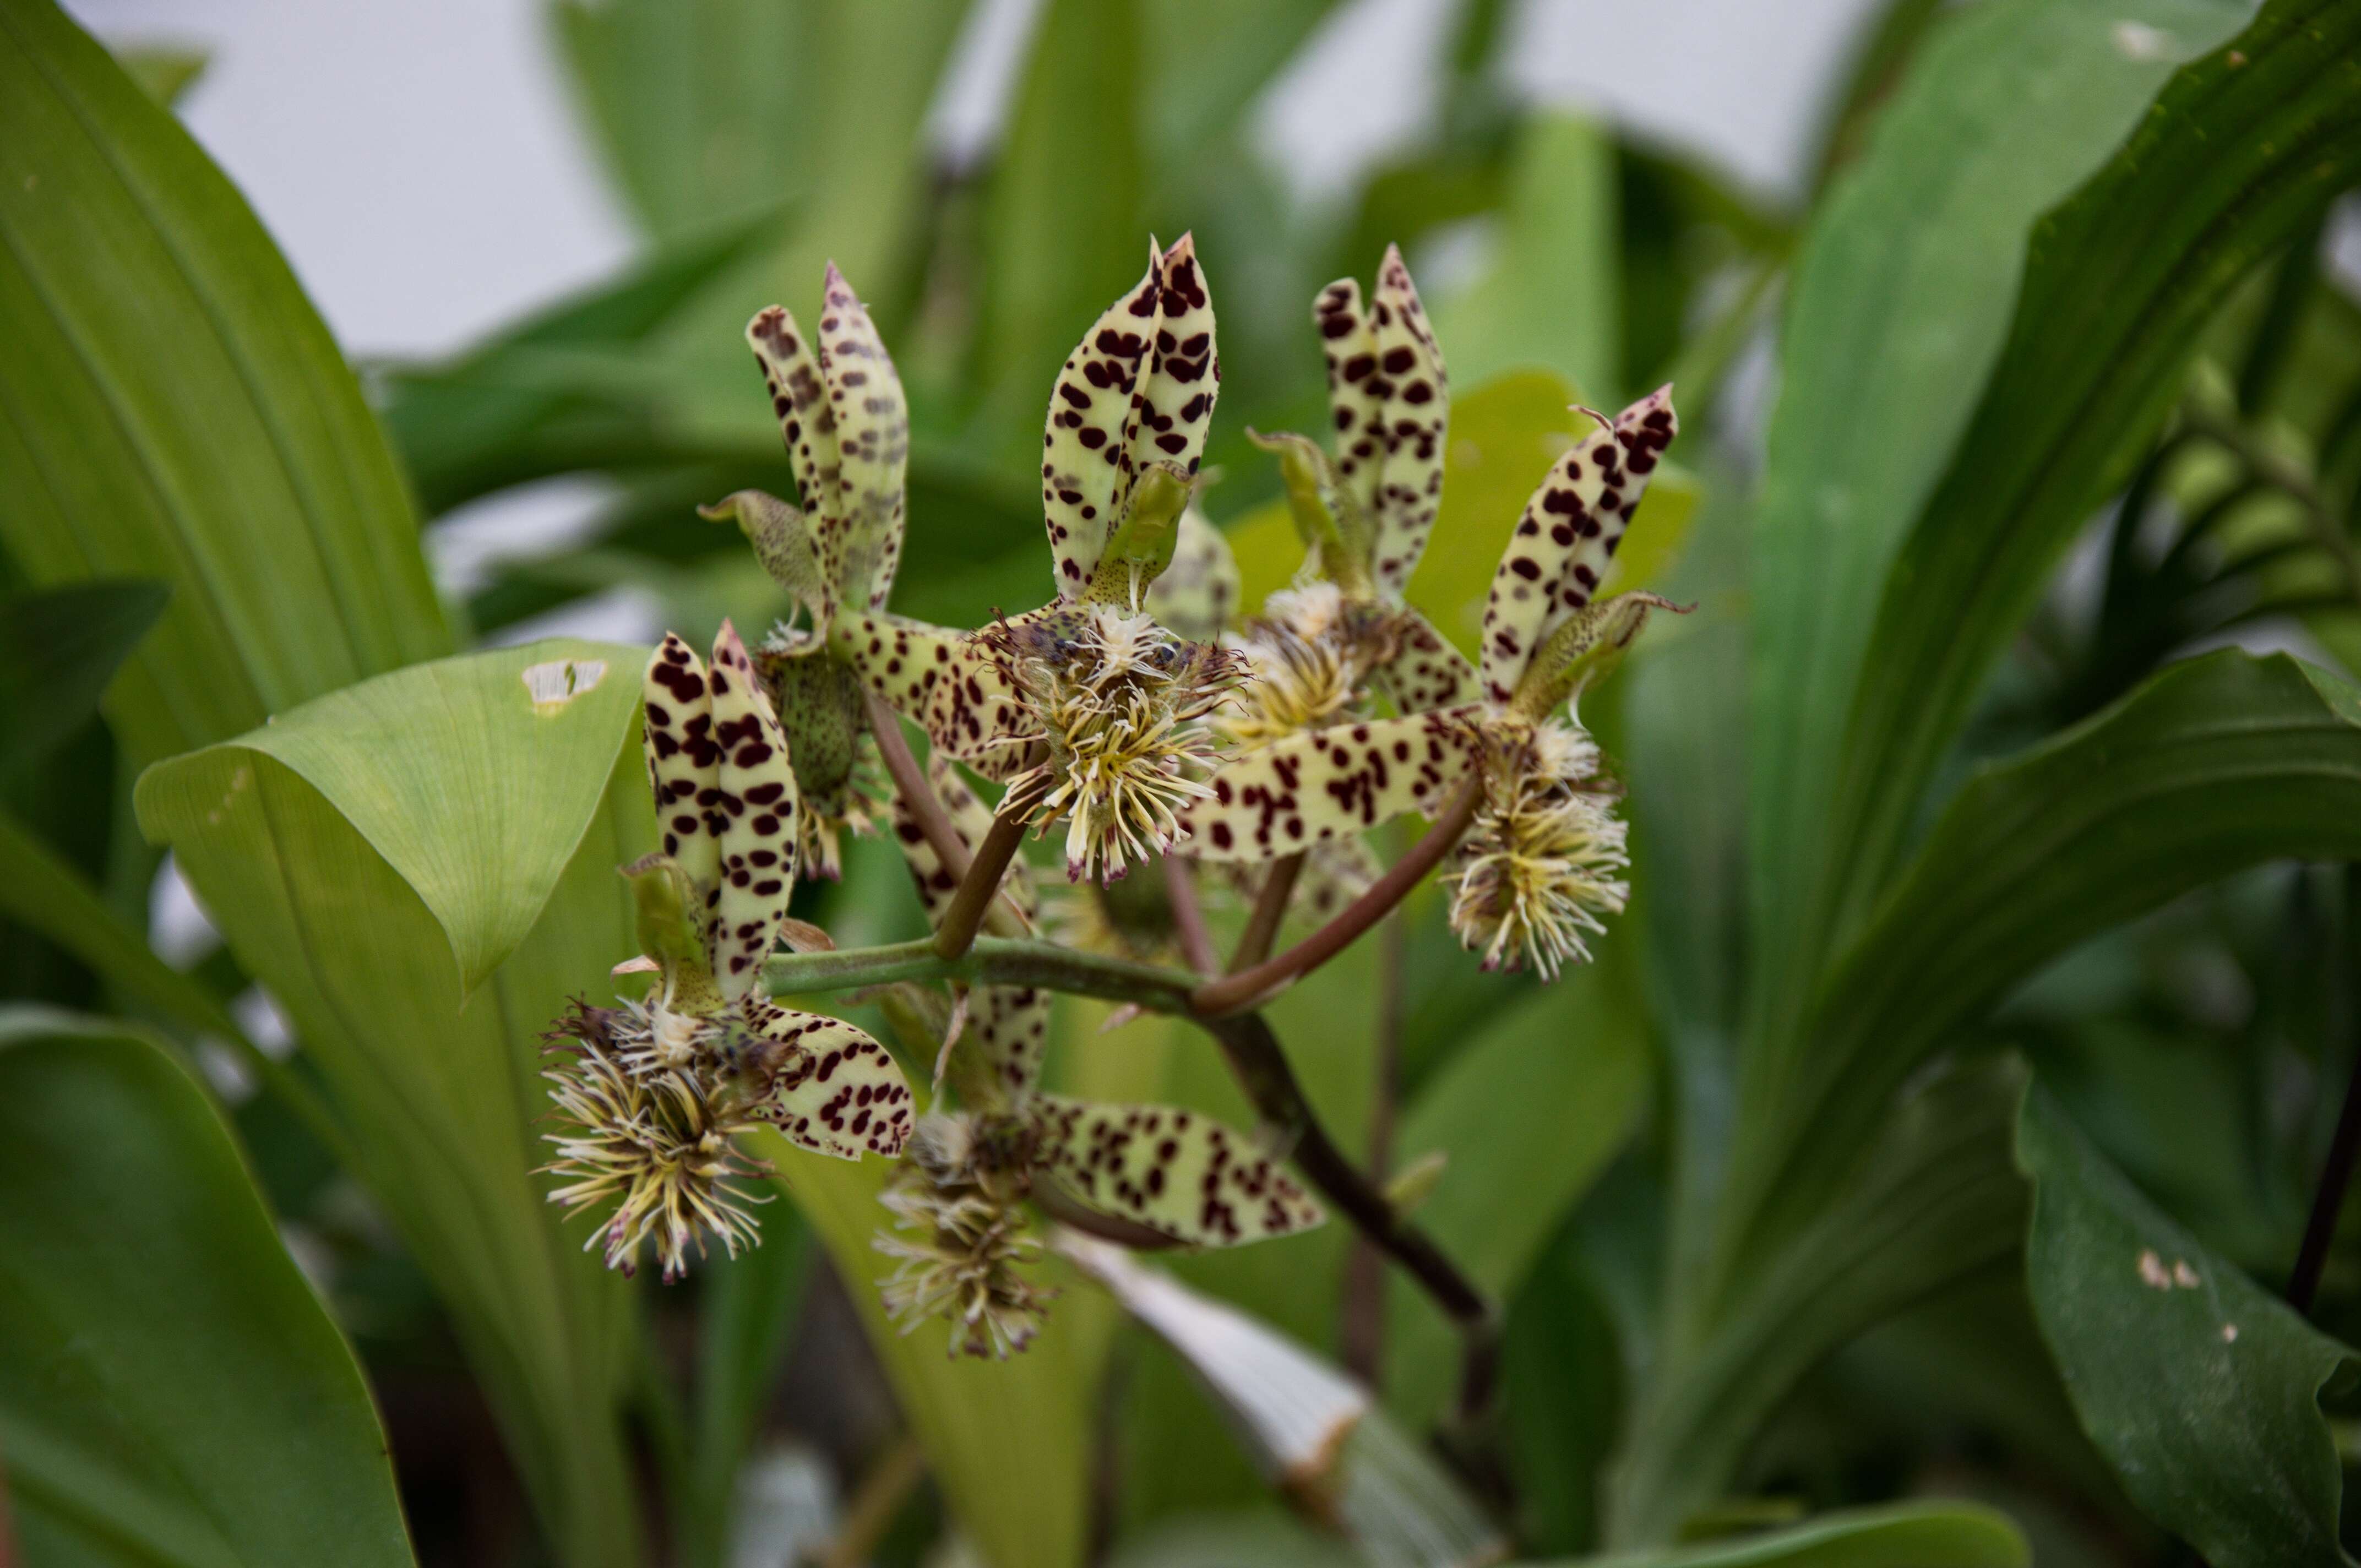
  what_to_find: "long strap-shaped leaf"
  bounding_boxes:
[1731,651,2361,1273]
[0,1,450,768]
[1740,0,2271,1067]
[1819,0,2361,959]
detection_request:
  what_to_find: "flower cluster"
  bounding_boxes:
[540,624,914,1281]
[672,231,1683,1347]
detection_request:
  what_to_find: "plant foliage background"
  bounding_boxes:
[4,0,2361,1564]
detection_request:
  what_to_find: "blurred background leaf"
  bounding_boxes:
[0,1012,414,1567]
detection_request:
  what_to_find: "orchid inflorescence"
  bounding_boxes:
[543,233,1682,1353]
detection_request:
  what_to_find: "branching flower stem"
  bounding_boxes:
[863,689,1032,941]
[1228,852,1304,973]
[1192,777,1485,1019]
[763,922,1500,1417]
[932,809,1031,960]
[1162,853,1220,976]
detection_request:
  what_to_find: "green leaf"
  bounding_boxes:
[0,0,451,770]
[552,0,809,241]
[1571,1500,2028,1568]
[2019,1083,2358,1567]
[140,640,643,992]
[109,42,206,107]
[378,211,784,516]
[135,644,655,1568]
[1613,1057,2028,1544]
[972,0,1146,421]
[1138,0,1339,175]
[1820,0,2361,970]
[1430,113,1623,404]
[0,1012,414,1567]
[761,1130,1109,1568]
[1382,944,1651,1427]
[1742,0,2258,1064]
[1733,652,2361,1268]
[0,579,167,774]
[682,1222,812,1568]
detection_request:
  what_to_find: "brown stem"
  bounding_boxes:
[1339,909,1407,1384]
[933,808,1031,960]
[863,689,1030,940]
[1162,854,1220,976]
[1204,1010,1499,1421]
[1194,777,1483,1018]
[1228,853,1304,973]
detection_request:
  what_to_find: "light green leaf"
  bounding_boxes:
[1818,0,2361,966]
[0,579,167,774]
[110,42,206,107]
[0,1012,414,1567]
[973,0,1145,420]
[1742,0,2259,1064]
[2020,1084,2358,1567]
[762,1130,1109,1568]
[1383,944,1651,1427]
[1430,113,1622,404]
[139,640,643,992]
[0,0,451,770]
[1138,0,1339,173]
[552,0,809,242]
[1571,1500,2028,1568]
[1731,651,2361,1271]
[1223,372,1699,651]
[135,663,655,1568]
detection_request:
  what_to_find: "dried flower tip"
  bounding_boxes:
[986,607,1241,883]
[874,1173,1054,1359]
[1446,726,1628,979]
[541,1008,771,1283]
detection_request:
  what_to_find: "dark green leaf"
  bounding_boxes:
[1138,0,1339,176]
[378,211,784,515]
[2020,1082,2358,1566]
[1614,1057,2027,1543]
[135,641,655,1568]
[0,0,450,769]
[1737,652,2361,1264]
[1822,0,2361,966]
[0,579,166,774]
[0,1013,414,1567]
[1742,0,2259,1066]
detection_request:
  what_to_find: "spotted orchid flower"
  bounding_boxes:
[691,264,916,882]
[1179,388,1682,974]
[871,758,1323,1355]
[802,236,1242,884]
[541,622,915,1282]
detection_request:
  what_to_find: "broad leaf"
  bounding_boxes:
[1733,652,2361,1264]
[0,1013,414,1567]
[136,647,655,1568]
[1138,0,1340,175]
[1824,0,2361,957]
[0,0,450,769]
[0,579,167,774]
[761,1130,1109,1568]
[141,640,643,992]
[2019,1084,2358,1566]
[1574,1500,2028,1568]
[1743,0,2258,1061]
